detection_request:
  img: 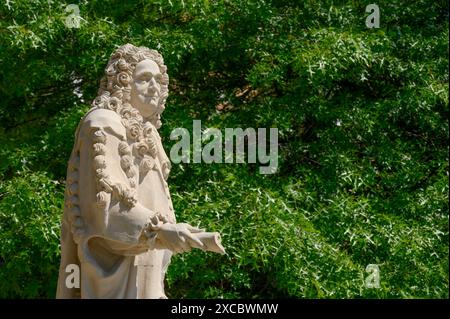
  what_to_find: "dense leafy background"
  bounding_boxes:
[0,0,448,298]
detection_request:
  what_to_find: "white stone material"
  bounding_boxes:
[56,44,225,299]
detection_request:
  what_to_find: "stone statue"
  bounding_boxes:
[56,44,225,299]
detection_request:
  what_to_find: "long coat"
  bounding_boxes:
[56,108,175,298]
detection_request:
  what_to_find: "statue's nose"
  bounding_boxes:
[147,86,156,95]
[148,79,160,94]
[150,77,158,87]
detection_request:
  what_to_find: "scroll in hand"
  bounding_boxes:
[145,220,225,255]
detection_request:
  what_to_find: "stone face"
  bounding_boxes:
[56,44,225,299]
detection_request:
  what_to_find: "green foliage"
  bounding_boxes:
[0,171,63,298]
[0,0,448,298]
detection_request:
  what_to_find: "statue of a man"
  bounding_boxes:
[56,44,224,299]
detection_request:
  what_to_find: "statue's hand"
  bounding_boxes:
[151,222,205,254]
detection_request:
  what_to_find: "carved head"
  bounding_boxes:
[93,44,169,128]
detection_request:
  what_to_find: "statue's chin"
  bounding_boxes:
[133,102,158,119]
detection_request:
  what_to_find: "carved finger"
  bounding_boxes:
[184,233,204,249]
[185,224,205,233]
[178,223,205,233]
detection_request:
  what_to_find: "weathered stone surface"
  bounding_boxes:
[56,44,224,299]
